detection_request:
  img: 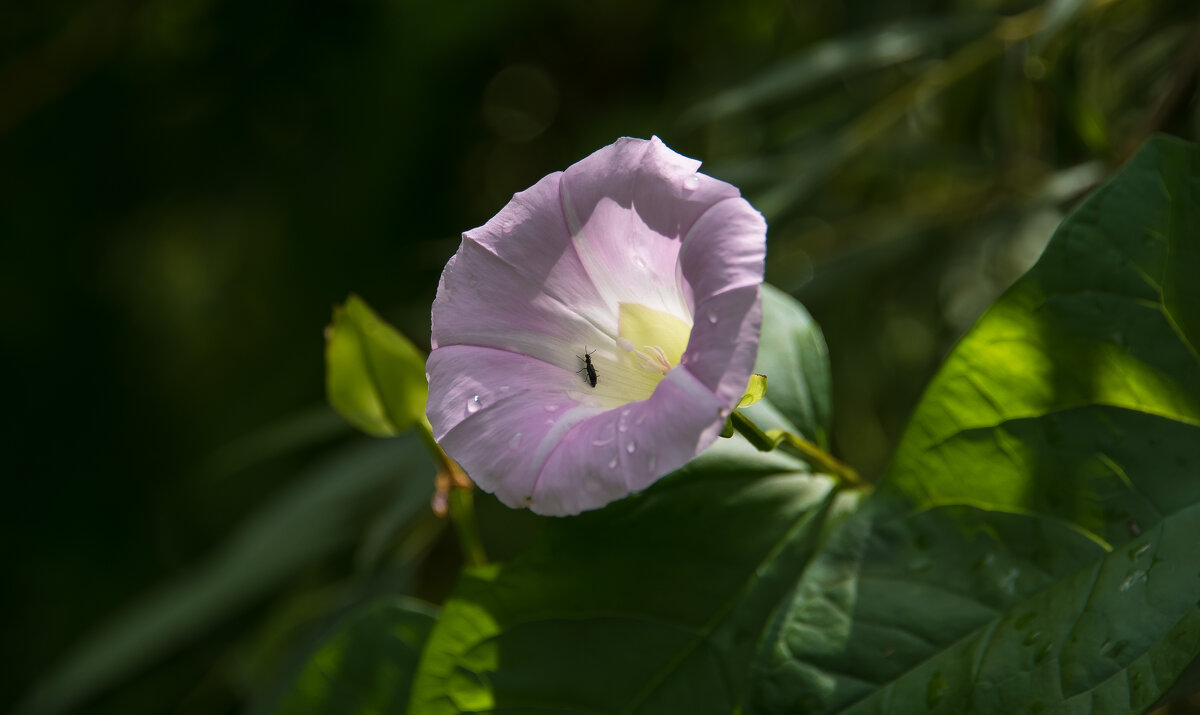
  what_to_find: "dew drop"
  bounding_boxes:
[508,433,522,449]
[1101,639,1128,658]
[618,409,630,432]
[425,371,432,382]
[545,404,559,412]
[1130,543,1151,561]
[682,175,699,191]
[501,219,514,234]
[719,407,731,418]
[608,457,618,469]
[633,256,647,270]
[626,442,636,454]
[1023,630,1041,646]
[1119,569,1146,592]
[466,395,482,414]
[707,311,718,324]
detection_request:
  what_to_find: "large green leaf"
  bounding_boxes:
[271,597,438,715]
[326,295,429,437]
[407,287,851,714]
[749,135,1200,713]
[410,443,846,714]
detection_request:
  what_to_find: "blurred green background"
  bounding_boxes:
[3,0,1198,712]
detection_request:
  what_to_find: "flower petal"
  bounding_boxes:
[530,366,728,515]
[426,344,605,507]
[679,196,768,405]
[559,136,743,324]
[432,171,616,361]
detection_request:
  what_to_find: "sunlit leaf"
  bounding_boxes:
[739,374,768,408]
[748,135,1200,712]
[326,295,428,437]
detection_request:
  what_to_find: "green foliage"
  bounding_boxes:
[409,450,847,713]
[17,435,435,715]
[272,598,437,715]
[290,137,1200,714]
[748,135,1200,713]
[326,295,429,437]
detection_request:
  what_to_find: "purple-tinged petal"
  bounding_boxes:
[531,367,728,516]
[676,197,767,405]
[426,136,767,516]
[426,344,605,508]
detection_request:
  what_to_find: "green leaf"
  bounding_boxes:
[410,441,852,714]
[748,135,1200,713]
[272,598,438,715]
[739,374,768,408]
[888,134,1200,538]
[326,295,429,437]
[741,284,833,447]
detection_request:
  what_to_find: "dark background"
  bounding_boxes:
[3,0,1198,712]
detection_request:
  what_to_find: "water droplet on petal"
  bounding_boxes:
[618,409,630,432]
[633,256,647,270]
[545,404,558,412]
[682,175,699,191]
[719,407,731,418]
[608,457,618,469]
[466,395,482,414]
[625,442,636,454]
[508,433,522,449]
[499,385,511,392]
[425,371,432,382]
[707,311,718,324]
[501,219,514,234]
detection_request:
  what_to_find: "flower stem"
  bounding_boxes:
[730,410,867,490]
[415,417,489,567]
[447,487,488,568]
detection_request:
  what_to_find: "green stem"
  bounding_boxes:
[447,488,488,568]
[415,417,489,567]
[730,410,867,490]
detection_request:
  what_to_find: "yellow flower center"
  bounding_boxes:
[616,302,692,378]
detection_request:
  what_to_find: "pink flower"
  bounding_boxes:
[426,137,766,516]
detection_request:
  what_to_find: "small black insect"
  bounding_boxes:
[576,347,598,388]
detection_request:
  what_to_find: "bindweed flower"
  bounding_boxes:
[426,137,766,516]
